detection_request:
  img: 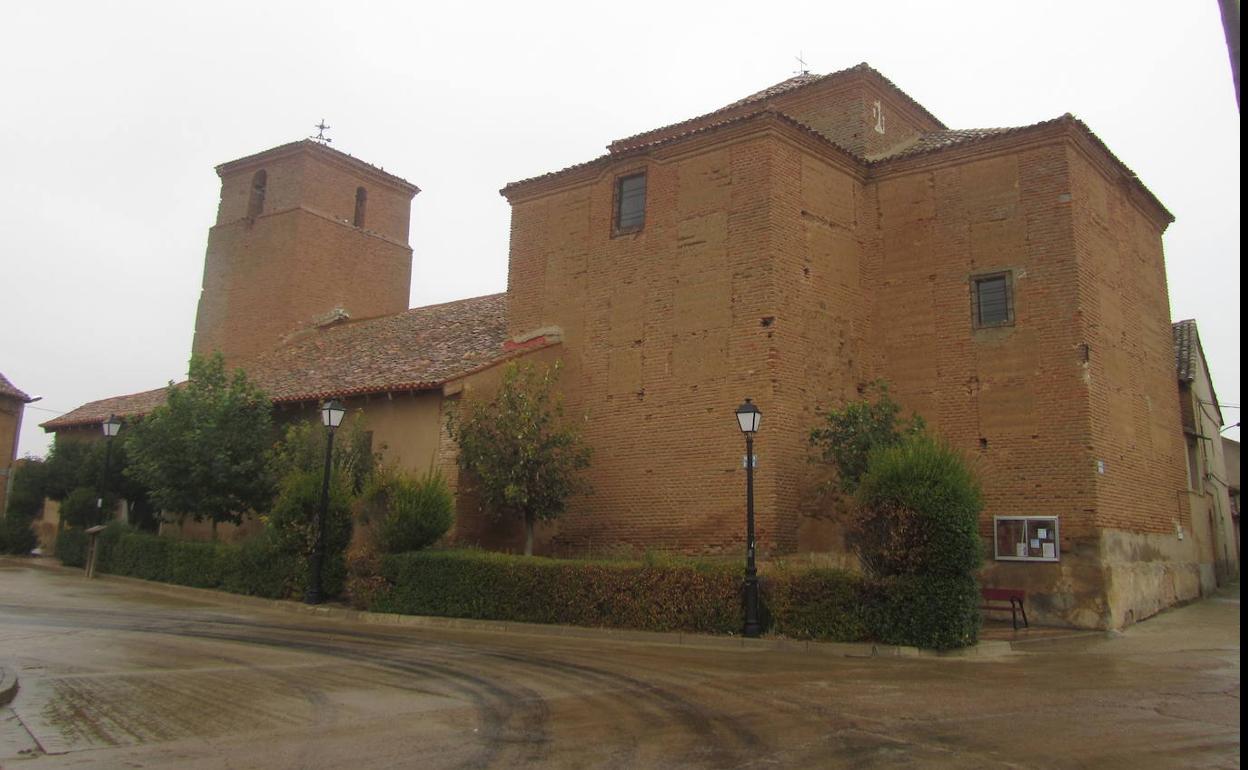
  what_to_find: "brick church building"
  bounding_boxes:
[44,64,1235,629]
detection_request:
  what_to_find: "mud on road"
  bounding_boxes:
[0,563,1238,769]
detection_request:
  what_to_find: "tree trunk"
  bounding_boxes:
[211,519,218,542]
[524,514,535,557]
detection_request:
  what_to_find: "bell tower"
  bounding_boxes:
[192,140,419,365]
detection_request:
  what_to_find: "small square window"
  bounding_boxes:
[972,272,1014,328]
[994,516,1059,562]
[614,172,646,234]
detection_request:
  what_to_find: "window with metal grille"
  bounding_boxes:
[972,272,1013,328]
[614,172,646,234]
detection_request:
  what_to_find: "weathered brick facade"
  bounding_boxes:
[499,65,1213,628]
[192,141,418,366]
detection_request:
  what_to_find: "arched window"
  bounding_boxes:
[247,170,267,219]
[353,186,368,228]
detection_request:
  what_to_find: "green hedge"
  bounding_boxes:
[372,550,742,634]
[53,525,300,599]
[0,515,38,555]
[863,575,980,650]
[767,568,869,642]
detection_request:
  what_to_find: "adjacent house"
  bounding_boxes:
[1,372,34,517]
[43,64,1234,628]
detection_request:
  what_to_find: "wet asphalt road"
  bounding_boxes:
[0,561,1239,769]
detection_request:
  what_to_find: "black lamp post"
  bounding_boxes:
[305,399,346,605]
[99,413,122,525]
[735,398,762,638]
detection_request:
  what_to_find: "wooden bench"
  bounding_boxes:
[980,588,1028,630]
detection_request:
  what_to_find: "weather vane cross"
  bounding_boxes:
[795,53,810,76]
[311,119,332,144]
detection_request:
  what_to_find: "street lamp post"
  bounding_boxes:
[735,398,762,638]
[305,399,346,605]
[99,413,122,525]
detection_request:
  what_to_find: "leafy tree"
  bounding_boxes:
[272,417,378,494]
[448,362,591,556]
[60,486,103,529]
[124,353,276,531]
[809,381,925,494]
[5,458,47,519]
[43,439,93,502]
[267,466,354,597]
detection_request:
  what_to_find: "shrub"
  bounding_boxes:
[167,541,225,588]
[809,381,926,494]
[60,486,103,529]
[268,468,353,598]
[0,515,38,555]
[374,470,455,554]
[56,528,88,566]
[373,550,741,634]
[766,568,868,642]
[5,459,46,520]
[864,575,980,650]
[854,435,983,578]
[219,530,298,598]
[106,526,170,580]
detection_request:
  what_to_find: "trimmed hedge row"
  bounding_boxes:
[55,531,977,649]
[373,549,743,634]
[56,524,299,599]
[372,551,978,649]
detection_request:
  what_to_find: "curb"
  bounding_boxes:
[3,556,1015,661]
[0,663,18,707]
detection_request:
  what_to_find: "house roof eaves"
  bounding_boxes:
[501,108,863,198]
[215,139,420,195]
[868,114,1174,227]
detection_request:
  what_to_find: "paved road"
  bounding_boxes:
[0,562,1238,769]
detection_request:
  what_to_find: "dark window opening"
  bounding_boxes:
[972,272,1013,328]
[1186,434,1202,491]
[614,172,646,233]
[353,186,368,228]
[247,169,267,219]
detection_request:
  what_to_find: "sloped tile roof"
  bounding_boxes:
[0,372,32,402]
[41,293,531,430]
[1173,319,1198,382]
[216,139,419,193]
[607,63,947,154]
[874,127,1020,160]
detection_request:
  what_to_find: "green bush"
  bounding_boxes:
[864,575,980,650]
[5,460,46,520]
[854,435,983,578]
[56,528,88,566]
[219,530,299,598]
[766,568,868,642]
[61,486,103,529]
[167,541,225,588]
[0,515,38,555]
[374,470,455,554]
[106,526,170,580]
[268,468,353,598]
[373,550,741,634]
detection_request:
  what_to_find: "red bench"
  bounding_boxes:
[980,588,1028,630]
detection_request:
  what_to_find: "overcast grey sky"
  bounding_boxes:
[1,0,1239,458]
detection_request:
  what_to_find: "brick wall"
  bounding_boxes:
[193,145,415,365]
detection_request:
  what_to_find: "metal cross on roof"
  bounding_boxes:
[311,119,332,144]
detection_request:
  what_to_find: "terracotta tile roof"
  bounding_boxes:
[874,127,1020,160]
[249,293,512,402]
[41,293,540,430]
[1173,319,1224,426]
[40,386,173,430]
[1173,319,1199,382]
[0,372,32,402]
[607,63,947,154]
